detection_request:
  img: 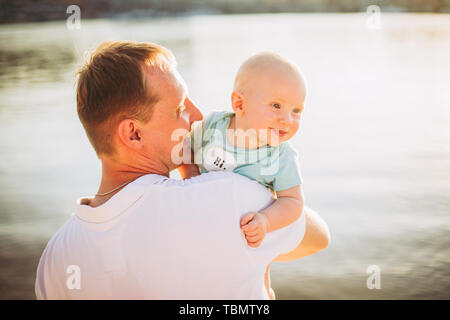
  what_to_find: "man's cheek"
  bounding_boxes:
[170,128,190,165]
[180,111,191,127]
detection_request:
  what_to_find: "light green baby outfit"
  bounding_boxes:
[187,111,302,192]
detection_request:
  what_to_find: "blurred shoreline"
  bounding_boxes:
[1,0,450,24]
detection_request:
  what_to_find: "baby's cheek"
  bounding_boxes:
[268,132,282,147]
[282,126,299,143]
[291,121,300,134]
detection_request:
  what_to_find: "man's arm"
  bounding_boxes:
[273,207,330,262]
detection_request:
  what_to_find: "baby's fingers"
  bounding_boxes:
[243,229,259,237]
[245,234,262,243]
[241,220,258,233]
[240,212,256,227]
[248,239,262,248]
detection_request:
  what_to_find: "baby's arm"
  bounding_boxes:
[240,185,304,247]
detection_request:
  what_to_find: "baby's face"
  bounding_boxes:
[240,70,306,147]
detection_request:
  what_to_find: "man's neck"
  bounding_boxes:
[88,157,169,208]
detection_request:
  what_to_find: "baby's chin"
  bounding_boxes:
[261,136,285,147]
[267,139,284,147]
[265,131,291,147]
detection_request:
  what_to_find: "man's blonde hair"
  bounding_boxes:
[76,41,176,157]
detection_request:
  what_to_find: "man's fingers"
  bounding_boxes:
[240,213,255,226]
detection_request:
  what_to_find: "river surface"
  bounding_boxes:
[0,13,449,299]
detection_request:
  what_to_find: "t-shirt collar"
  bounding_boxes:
[75,174,168,223]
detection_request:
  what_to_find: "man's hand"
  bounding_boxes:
[240,212,270,248]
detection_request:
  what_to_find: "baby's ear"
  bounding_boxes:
[231,91,245,115]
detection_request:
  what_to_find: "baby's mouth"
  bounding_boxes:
[270,128,289,137]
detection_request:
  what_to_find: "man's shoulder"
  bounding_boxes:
[155,172,273,204]
[185,171,265,189]
[189,172,274,213]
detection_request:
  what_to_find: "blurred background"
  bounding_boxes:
[0,0,449,299]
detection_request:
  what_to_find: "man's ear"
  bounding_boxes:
[117,119,142,150]
[231,91,245,116]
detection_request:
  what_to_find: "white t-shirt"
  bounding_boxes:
[35,171,305,299]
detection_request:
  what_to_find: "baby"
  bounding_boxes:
[179,52,307,299]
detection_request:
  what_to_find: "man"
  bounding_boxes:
[35,41,330,299]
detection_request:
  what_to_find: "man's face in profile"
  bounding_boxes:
[139,67,203,172]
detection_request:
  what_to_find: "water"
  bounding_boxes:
[0,13,449,299]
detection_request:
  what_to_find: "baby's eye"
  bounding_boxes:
[272,103,281,109]
[293,108,302,114]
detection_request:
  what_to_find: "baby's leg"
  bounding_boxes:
[264,264,276,300]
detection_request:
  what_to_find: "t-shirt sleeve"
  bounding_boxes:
[231,173,306,264]
[272,143,303,192]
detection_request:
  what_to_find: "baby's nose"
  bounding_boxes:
[278,113,293,127]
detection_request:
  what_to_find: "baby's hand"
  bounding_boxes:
[240,212,270,248]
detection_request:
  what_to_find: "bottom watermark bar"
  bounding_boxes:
[178,303,270,317]
[1,300,445,319]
